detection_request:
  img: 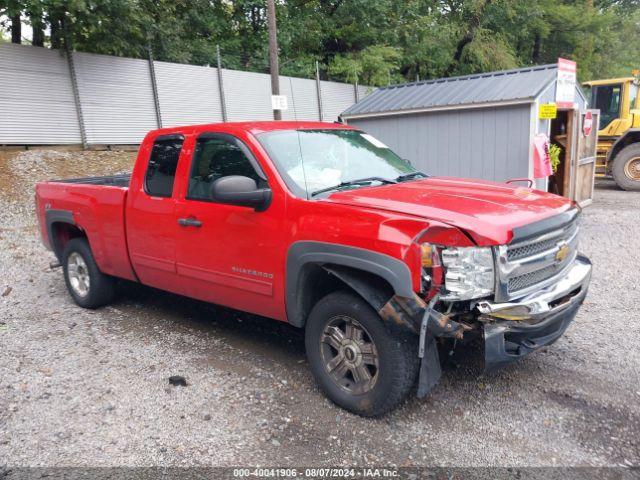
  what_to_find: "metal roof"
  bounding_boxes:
[342,64,562,119]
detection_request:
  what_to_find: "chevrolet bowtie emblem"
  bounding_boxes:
[555,243,570,263]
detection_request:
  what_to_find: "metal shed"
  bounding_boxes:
[341,64,592,200]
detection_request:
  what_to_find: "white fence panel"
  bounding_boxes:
[0,43,81,144]
[357,85,372,102]
[223,69,273,121]
[74,52,158,144]
[281,76,320,121]
[320,81,358,122]
[0,44,368,145]
[155,61,223,127]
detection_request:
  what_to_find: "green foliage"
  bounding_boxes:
[549,143,562,173]
[329,46,403,85]
[1,0,639,85]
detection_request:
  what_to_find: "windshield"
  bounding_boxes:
[257,129,417,198]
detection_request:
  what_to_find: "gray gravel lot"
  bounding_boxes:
[0,149,639,468]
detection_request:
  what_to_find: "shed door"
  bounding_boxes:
[570,109,599,207]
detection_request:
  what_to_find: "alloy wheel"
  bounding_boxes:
[67,252,91,297]
[319,315,379,395]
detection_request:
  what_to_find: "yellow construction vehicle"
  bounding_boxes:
[583,71,640,190]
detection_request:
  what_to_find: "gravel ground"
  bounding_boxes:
[0,149,639,468]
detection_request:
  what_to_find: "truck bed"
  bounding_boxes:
[50,173,131,188]
[35,175,137,282]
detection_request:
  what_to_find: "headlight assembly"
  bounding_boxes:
[421,244,495,301]
[441,246,495,300]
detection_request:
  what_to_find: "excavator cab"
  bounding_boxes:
[583,72,640,190]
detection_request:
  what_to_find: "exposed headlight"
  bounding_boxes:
[440,246,495,301]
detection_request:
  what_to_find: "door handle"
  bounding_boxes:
[178,217,203,227]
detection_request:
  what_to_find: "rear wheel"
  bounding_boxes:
[612,143,640,191]
[305,291,419,416]
[62,238,115,309]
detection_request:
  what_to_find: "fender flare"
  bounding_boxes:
[45,209,76,260]
[285,241,414,327]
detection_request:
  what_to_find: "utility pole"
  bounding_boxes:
[266,0,281,120]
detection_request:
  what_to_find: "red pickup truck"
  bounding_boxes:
[36,121,591,416]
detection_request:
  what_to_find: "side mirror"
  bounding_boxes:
[210,175,272,211]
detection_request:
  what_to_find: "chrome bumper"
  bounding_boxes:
[478,254,591,372]
[477,254,592,321]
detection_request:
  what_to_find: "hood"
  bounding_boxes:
[322,177,574,245]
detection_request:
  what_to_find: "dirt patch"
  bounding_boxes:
[0,149,135,203]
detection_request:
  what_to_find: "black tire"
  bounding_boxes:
[305,291,420,416]
[612,143,640,191]
[62,238,116,309]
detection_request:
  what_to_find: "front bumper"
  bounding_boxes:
[477,254,592,371]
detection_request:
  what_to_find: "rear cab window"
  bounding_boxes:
[144,135,185,197]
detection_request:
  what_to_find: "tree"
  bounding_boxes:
[0,1,22,43]
[0,0,638,84]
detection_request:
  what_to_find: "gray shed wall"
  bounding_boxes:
[349,104,532,182]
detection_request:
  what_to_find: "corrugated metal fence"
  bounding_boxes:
[0,43,369,146]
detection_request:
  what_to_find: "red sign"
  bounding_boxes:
[556,58,577,109]
[583,111,593,137]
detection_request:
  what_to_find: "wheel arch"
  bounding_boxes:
[608,129,640,162]
[286,241,415,328]
[46,209,87,261]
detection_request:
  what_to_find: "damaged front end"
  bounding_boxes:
[377,253,591,398]
[378,292,474,397]
[376,213,592,399]
[478,254,591,372]
[327,211,592,399]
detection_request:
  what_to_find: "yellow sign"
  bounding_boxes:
[539,103,557,119]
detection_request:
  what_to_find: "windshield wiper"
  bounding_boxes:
[395,171,429,182]
[311,177,396,197]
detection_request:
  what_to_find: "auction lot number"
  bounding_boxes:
[233,468,398,478]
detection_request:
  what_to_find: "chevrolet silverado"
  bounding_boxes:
[35,121,592,416]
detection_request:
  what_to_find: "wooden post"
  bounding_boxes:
[266,0,281,120]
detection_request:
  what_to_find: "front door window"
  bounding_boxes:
[187,135,263,201]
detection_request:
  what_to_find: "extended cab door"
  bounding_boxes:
[126,134,187,291]
[173,132,287,321]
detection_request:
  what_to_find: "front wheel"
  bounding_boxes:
[305,291,419,416]
[62,238,116,309]
[612,143,640,191]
